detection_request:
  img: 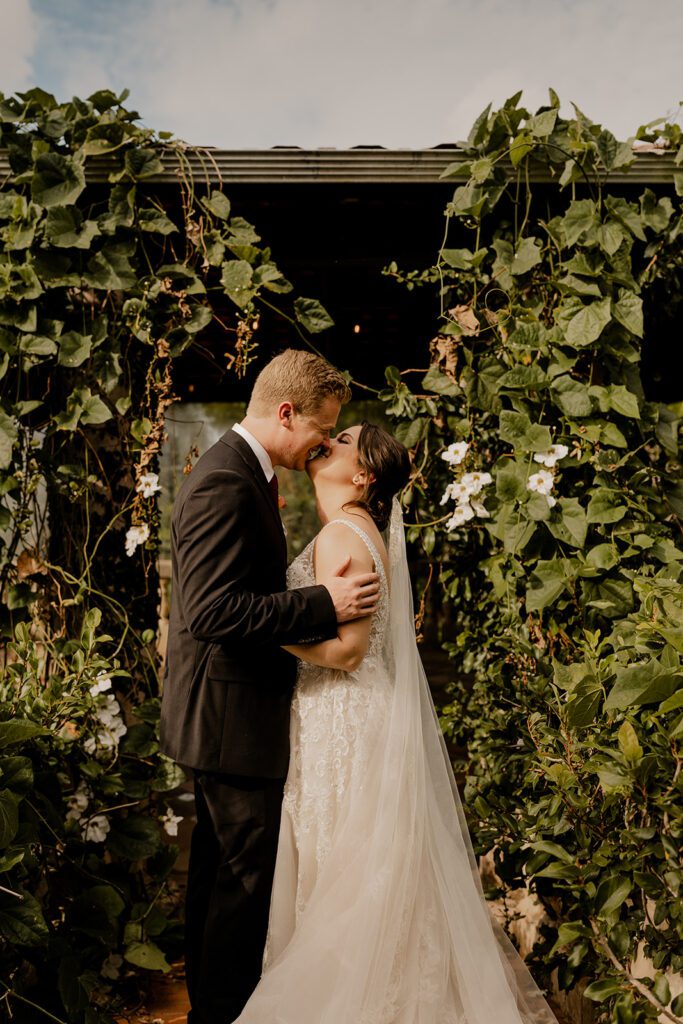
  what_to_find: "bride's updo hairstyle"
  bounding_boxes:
[343,421,411,532]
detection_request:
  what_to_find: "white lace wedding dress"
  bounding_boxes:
[235,507,560,1024]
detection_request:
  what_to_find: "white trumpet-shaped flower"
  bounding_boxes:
[66,781,91,823]
[125,522,150,556]
[469,497,491,518]
[82,814,110,843]
[460,471,492,496]
[440,480,475,505]
[533,444,569,468]
[446,503,476,530]
[136,472,161,498]
[89,671,112,696]
[441,441,469,466]
[526,469,554,496]
[161,807,183,837]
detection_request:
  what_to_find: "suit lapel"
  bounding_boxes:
[219,429,287,555]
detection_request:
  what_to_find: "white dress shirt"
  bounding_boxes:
[231,423,275,483]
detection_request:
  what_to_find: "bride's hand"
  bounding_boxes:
[325,555,380,623]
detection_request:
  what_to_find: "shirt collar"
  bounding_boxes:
[231,423,275,482]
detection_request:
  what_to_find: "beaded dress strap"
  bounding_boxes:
[327,518,387,586]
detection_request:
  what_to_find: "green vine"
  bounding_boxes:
[0,86,334,1022]
[381,92,683,1024]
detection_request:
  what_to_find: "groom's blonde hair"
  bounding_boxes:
[248,348,351,417]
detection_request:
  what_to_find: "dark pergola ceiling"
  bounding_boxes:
[2,146,678,402]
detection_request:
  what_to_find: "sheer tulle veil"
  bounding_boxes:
[382,496,559,1024]
[237,498,560,1023]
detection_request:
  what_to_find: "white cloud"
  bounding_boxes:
[0,0,39,94]
[12,0,683,146]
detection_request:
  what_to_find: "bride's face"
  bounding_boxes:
[307,424,371,492]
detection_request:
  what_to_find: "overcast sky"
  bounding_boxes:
[2,0,681,149]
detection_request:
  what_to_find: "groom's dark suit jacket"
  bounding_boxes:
[159,428,338,777]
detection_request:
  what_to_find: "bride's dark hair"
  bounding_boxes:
[343,421,411,532]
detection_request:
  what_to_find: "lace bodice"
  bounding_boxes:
[287,517,390,664]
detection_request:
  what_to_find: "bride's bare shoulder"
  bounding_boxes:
[315,516,388,575]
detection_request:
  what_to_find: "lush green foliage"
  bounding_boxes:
[0,87,333,1022]
[381,92,683,1024]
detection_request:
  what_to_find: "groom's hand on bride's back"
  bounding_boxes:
[325,554,380,623]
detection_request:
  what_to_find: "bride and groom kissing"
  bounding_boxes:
[160,348,560,1024]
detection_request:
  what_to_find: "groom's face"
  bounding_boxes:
[282,395,341,471]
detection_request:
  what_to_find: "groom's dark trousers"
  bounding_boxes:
[159,428,337,1024]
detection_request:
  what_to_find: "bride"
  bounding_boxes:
[235,421,560,1024]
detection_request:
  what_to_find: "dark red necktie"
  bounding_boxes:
[268,473,280,509]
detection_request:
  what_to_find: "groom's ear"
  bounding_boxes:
[277,401,295,426]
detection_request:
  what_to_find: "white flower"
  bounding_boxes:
[441,441,469,466]
[125,522,150,556]
[101,953,124,980]
[533,444,569,468]
[161,807,183,837]
[470,497,491,518]
[446,503,475,530]
[136,472,161,498]
[82,814,110,843]
[440,480,474,505]
[527,470,554,496]
[460,471,492,496]
[546,494,557,508]
[89,671,112,696]
[86,692,127,756]
[66,781,91,823]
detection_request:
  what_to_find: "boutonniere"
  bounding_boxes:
[278,495,287,510]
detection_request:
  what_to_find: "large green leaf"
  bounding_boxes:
[640,189,673,232]
[138,207,177,235]
[558,297,611,347]
[0,410,18,469]
[77,386,112,426]
[85,246,137,290]
[498,410,552,452]
[510,236,542,276]
[595,874,632,916]
[590,383,640,418]
[526,559,569,611]
[293,297,334,334]
[583,978,625,1002]
[566,681,602,727]
[546,497,588,548]
[612,290,643,338]
[496,461,528,501]
[0,756,33,796]
[31,152,86,208]
[201,190,231,220]
[107,813,162,859]
[550,375,593,417]
[617,720,643,763]
[561,199,597,246]
[0,719,48,747]
[124,148,164,179]
[0,789,19,848]
[586,488,626,524]
[605,660,680,710]
[124,940,171,972]
[44,205,100,249]
[422,365,460,396]
[57,331,92,368]
[221,260,255,308]
[604,195,646,240]
[0,890,49,946]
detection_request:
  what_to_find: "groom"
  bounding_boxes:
[160,349,380,1024]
